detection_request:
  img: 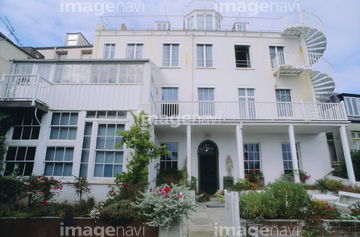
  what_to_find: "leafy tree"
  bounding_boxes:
[114,110,169,186]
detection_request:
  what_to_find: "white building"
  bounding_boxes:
[0,1,356,202]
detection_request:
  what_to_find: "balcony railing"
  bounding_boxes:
[0,74,50,106]
[282,12,325,34]
[0,74,143,111]
[156,101,347,121]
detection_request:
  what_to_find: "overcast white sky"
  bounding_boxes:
[0,0,359,94]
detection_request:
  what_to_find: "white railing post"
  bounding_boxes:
[32,74,40,106]
[301,100,307,121]
[0,74,6,98]
[340,101,348,120]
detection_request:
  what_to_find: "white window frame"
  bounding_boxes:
[198,88,215,116]
[281,143,301,171]
[344,97,360,116]
[4,146,36,176]
[160,143,178,170]
[234,45,251,68]
[44,146,74,177]
[103,43,115,59]
[126,43,143,59]
[243,143,261,173]
[49,112,78,140]
[163,43,180,67]
[238,88,256,118]
[276,89,293,117]
[351,131,360,151]
[197,44,213,68]
[269,45,285,68]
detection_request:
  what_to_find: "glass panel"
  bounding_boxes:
[197,14,204,30]
[95,152,104,163]
[172,44,179,66]
[107,124,116,136]
[83,137,91,149]
[60,113,70,125]
[105,152,113,163]
[114,152,123,163]
[46,148,55,161]
[114,165,122,175]
[351,98,360,115]
[107,111,117,118]
[59,128,68,139]
[81,150,89,162]
[68,128,77,140]
[135,44,143,58]
[163,44,170,66]
[127,44,135,58]
[206,15,212,30]
[94,164,103,177]
[44,163,53,176]
[91,64,100,83]
[50,128,59,139]
[105,137,115,149]
[64,148,73,161]
[80,164,88,177]
[54,163,63,176]
[104,165,113,177]
[26,147,36,160]
[98,124,106,136]
[24,163,34,176]
[205,45,213,67]
[55,148,64,161]
[69,113,78,125]
[63,163,72,176]
[87,111,96,118]
[51,113,60,125]
[96,137,105,149]
[84,122,93,135]
[197,45,204,67]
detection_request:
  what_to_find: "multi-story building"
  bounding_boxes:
[0,1,356,201]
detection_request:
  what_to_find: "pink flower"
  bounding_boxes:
[24,182,30,185]
[165,194,169,197]
[178,194,183,198]
[159,188,162,192]
[161,192,165,195]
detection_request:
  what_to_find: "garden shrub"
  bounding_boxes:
[156,168,183,186]
[349,202,360,218]
[106,182,145,205]
[325,179,344,192]
[239,180,311,219]
[229,179,258,192]
[214,190,225,203]
[100,200,135,226]
[245,170,264,186]
[264,180,311,219]
[196,191,211,202]
[315,178,328,193]
[0,175,23,204]
[133,184,196,230]
[306,200,341,221]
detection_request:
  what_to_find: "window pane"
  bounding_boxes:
[81,150,89,162]
[55,148,64,161]
[64,148,73,161]
[95,152,105,163]
[80,164,88,177]
[114,165,122,175]
[46,148,55,161]
[114,152,123,163]
[50,128,59,139]
[54,163,63,176]
[104,165,113,177]
[172,45,179,66]
[98,125,106,136]
[205,45,213,67]
[59,128,68,139]
[60,113,70,125]
[44,163,53,176]
[197,45,204,67]
[63,163,72,176]
[69,113,78,125]
[94,165,103,177]
[51,113,60,125]
[105,152,113,163]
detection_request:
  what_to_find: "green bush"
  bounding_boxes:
[100,200,135,225]
[315,178,328,193]
[325,179,344,191]
[229,179,258,192]
[156,168,183,187]
[239,180,311,219]
[196,191,211,202]
[0,176,23,204]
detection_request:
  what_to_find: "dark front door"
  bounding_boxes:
[198,140,219,195]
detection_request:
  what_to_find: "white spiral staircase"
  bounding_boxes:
[278,12,335,102]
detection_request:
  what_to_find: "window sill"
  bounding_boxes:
[235,68,255,70]
[160,66,181,69]
[196,67,216,70]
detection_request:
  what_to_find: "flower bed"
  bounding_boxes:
[0,217,158,237]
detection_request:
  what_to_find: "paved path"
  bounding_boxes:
[183,198,226,237]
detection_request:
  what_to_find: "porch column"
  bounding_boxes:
[288,125,300,183]
[187,125,192,181]
[340,125,356,183]
[236,124,244,179]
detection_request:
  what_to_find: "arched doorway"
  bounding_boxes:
[198,140,219,195]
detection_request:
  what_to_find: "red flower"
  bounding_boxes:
[327,205,332,210]
[178,194,183,198]
[113,192,116,196]
[124,184,128,187]
[164,186,170,193]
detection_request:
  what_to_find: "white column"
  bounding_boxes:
[187,125,192,181]
[236,124,244,179]
[288,125,300,183]
[340,125,356,183]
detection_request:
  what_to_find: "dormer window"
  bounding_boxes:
[67,35,78,46]
[156,21,170,30]
[344,97,360,116]
[232,22,249,32]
